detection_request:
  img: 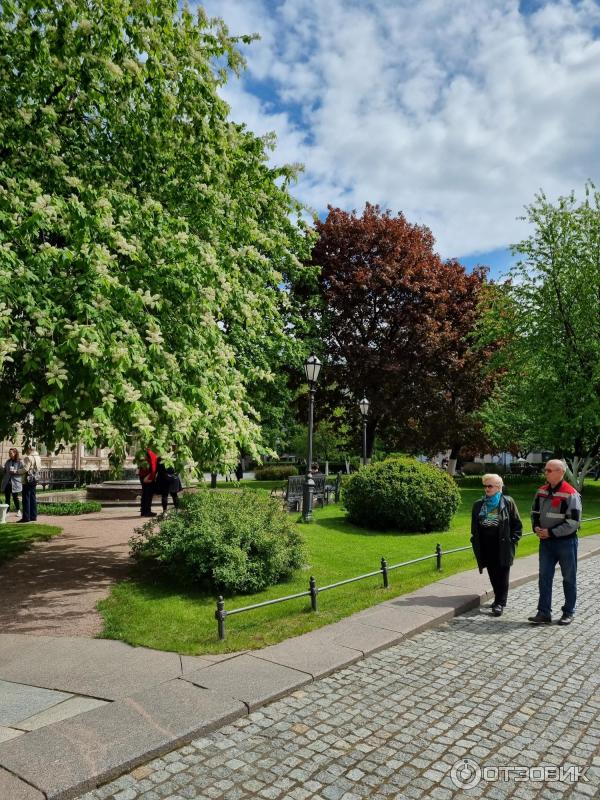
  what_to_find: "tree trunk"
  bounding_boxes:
[210,472,217,489]
[447,444,461,476]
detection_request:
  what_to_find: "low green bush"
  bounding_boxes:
[343,456,461,532]
[38,501,102,515]
[129,490,306,594]
[254,465,299,481]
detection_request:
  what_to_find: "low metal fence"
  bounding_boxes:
[214,517,600,640]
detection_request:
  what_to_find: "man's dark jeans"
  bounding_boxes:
[22,482,37,521]
[538,536,578,617]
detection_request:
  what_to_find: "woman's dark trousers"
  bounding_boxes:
[480,533,510,607]
[140,481,155,516]
[4,486,20,512]
[22,483,37,521]
[161,492,180,511]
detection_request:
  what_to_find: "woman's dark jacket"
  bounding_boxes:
[471,494,523,572]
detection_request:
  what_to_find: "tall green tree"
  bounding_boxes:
[478,186,600,488]
[0,0,315,471]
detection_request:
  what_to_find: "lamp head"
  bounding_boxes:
[304,354,322,386]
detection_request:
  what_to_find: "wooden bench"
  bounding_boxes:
[38,469,79,490]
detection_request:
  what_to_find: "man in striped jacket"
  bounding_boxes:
[528,460,581,626]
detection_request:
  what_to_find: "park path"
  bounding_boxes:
[0,507,142,637]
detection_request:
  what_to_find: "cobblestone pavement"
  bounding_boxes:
[81,557,600,800]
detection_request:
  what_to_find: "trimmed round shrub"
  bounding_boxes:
[38,501,102,515]
[254,465,299,481]
[129,490,306,593]
[343,457,461,532]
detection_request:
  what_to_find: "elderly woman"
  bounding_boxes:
[471,473,522,616]
[1,448,24,518]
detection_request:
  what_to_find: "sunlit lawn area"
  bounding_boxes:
[0,522,63,565]
[98,479,600,655]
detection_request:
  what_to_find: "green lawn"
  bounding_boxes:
[0,522,63,565]
[98,480,600,655]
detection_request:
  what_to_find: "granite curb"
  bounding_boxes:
[1,535,599,800]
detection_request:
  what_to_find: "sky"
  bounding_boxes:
[199,0,600,278]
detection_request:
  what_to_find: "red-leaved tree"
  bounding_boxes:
[311,203,495,461]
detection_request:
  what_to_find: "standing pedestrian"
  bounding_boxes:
[138,448,158,518]
[471,473,522,616]
[1,448,24,519]
[156,458,182,512]
[528,459,581,626]
[19,445,41,523]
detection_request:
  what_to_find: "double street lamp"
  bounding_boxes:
[359,396,370,466]
[302,354,322,523]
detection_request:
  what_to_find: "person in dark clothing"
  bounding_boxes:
[1,448,23,518]
[156,458,182,512]
[138,448,158,517]
[471,473,522,616]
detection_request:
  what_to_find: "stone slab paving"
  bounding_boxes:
[183,655,312,712]
[0,681,246,800]
[77,555,600,800]
[0,679,73,726]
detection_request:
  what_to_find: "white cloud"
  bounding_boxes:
[199,0,600,257]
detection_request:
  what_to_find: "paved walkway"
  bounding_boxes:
[0,507,141,636]
[0,538,599,800]
[79,555,600,800]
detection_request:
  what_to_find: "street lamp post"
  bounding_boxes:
[302,354,322,523]
[359,397,370,466]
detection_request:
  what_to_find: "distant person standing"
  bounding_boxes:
[138,448,158,518]
[1,448,23,519]
[156,458,182,512]
[19,445,41,523]
[528,460,581,626]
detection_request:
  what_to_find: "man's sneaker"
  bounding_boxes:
[557,613,574,626]
[528,613,552,625]
[491,604,503,617]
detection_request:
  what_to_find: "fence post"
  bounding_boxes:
[215,596,226,640]
[436,543,442,571]
[309,575,318,612]
[381,557,389,588]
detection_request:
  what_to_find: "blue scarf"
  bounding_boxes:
[483,491,502,510]
[479,491,502,521]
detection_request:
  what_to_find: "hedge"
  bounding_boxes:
[343,456,461,532]
[38,501,102,515]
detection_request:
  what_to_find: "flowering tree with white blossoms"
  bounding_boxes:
[0,0,316,472]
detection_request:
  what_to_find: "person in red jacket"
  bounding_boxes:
[138,448,158,517]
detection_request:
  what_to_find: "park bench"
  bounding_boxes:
[275,473,342,512]
[38,468,79,490]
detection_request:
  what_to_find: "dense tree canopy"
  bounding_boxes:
[478,186,600,487]
[0,0,315,471]
[311,204,493,459]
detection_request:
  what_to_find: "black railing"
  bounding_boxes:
[214,517,600,639]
